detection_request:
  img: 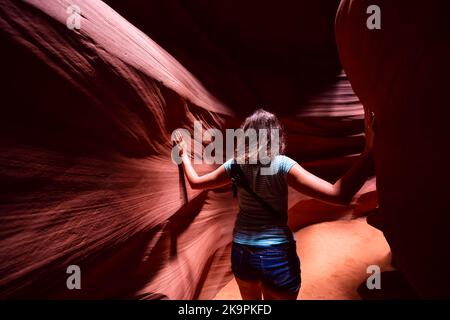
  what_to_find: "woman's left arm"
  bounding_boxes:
[180,153,230,190]
[174,131,230,190]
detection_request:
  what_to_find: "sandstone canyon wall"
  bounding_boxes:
[336,0,450,298]
[4,0,443,299]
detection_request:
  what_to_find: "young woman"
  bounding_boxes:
[174,109,374,300]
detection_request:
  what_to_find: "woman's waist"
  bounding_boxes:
[232,223,295,246]
[236,208,288,225]
[234,223,293,234]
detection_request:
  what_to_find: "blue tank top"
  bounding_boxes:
[223,155,297,246]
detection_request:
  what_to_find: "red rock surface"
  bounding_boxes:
[1,0,445,300]
[336,0,450,298]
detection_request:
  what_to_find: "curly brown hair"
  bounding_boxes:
[235,109,286,164]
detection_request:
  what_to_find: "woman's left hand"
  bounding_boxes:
[173,130,188,157]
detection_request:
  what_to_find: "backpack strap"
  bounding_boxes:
[230,159,283,220]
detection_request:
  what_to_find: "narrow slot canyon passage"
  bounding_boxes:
[0,0,449,300]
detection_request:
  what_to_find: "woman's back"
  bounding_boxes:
[224,155,297,246]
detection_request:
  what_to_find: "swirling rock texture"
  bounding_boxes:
[0,0,235,299]
[0,0,444,300]
[336,0,450,298]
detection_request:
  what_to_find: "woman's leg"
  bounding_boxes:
[235,277,262,300]
[261,285,298,300]
[259,242,301,300]
[232,242,262,300]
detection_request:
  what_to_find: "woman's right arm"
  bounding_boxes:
[288,112,376,206]
[287,151,374,206]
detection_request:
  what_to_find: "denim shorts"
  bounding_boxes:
[231,241,301,295]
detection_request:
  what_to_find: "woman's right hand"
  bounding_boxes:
[364,110,376,152]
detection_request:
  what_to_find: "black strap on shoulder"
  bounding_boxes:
[230,159,283,220]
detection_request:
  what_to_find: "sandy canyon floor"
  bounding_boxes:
[214,218,393,300]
